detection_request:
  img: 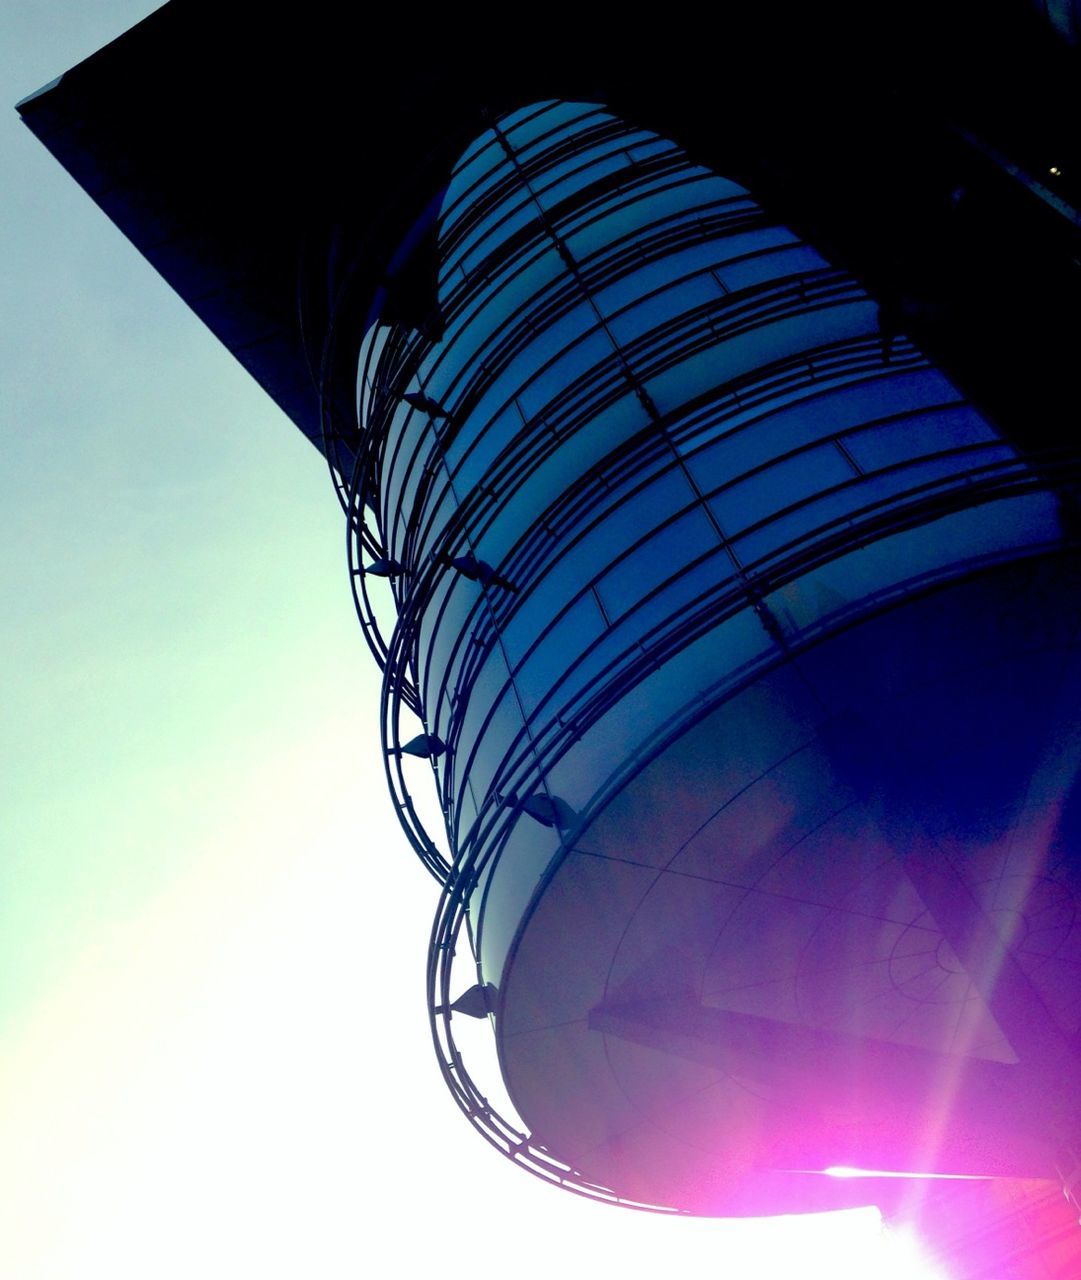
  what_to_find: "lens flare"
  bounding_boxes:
[824,1166,990,1181]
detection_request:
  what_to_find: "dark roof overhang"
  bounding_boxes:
[18,2,1081,454]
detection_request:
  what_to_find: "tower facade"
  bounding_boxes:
[19,2,1081,1269]
[347,98,1081,1222]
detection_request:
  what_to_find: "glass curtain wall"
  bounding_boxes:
[343,100,1075,1206]
[355,96,1047,928]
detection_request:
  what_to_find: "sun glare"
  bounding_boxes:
[882,1222,953,1280]
[0,703,960,1280]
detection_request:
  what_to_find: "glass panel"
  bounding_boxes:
[680,371,966,495]
[476,818,562,984]
[522,614,631,728]
[709,443,857,539]
[713,241,822,292]
[511,592,608,716]
[536,147,640,212]
[437,246,567,369]
[607,275,722,345]
[446,400,526,488]
[455,198,545,280]
[440,150,507,235]
[418,573,477,710]
[565,467,700,581]
[451,776,479,854]
[762,493,1064,639]
[646,300,879,416]
[864,444,1017,490]
[473,393,652,568]
[596,505,721,621]
[501,99,588,147]
[562,175,750,259]
[618,548,737,642]
[542,618,776,815]
[456,677,532,818]
[730,473,909,567]
[516,325,613,421]
[842,404,1000,471]
[450,301,594,434]
[594,228,794,316]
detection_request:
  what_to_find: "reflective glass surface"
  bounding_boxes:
[353,101,1062,986]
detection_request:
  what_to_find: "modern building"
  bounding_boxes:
[19,4,1081,1272]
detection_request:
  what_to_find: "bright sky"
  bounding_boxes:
[1,5,951,1276]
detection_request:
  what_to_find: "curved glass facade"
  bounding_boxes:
[345,101,1081,1212]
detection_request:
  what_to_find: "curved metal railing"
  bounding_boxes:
[427,861,684,1212]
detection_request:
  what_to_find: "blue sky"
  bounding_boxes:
[0,5,947,1276]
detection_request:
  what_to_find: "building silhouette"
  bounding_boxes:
[19,4,1081,1273]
